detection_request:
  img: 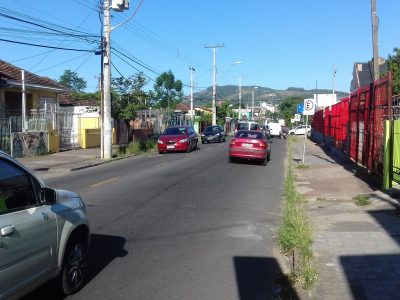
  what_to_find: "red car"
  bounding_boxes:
[229,130,271,165]
[157,125,199,154]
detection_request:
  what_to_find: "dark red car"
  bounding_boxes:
[229,130,271,165]
[157,125,199,154]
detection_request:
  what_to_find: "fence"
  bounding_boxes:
[311,73,392,177]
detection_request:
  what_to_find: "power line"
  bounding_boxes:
[0,38,97,52]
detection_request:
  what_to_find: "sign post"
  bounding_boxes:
[301,98,316,163]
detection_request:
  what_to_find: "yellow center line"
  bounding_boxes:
[90,177,118,187]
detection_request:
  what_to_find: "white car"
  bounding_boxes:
[267,122,282,138]
[0,150,90,299]
[289,125,311,135]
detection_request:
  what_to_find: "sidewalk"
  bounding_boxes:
[291,136,400,300]
[16,148,111,179]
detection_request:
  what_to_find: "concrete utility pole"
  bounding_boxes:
[371,0,379,81]
[103,0,112,159]
[102,0,129,159]
[189,66,195,123]
[251,86,258,120]
[205,44,224,125]
[238,76,242,120]
[332,64,336,102]
[21,70,26,132]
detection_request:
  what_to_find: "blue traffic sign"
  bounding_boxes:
[297,103,304,114]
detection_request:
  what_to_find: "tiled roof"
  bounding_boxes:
[59,94,99,106]
[0,59,66,90]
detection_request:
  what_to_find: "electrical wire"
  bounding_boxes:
[0,38,96,52]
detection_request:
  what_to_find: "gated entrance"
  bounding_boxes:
[0,118,11,154]
[58,106,80,150]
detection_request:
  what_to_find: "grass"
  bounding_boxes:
[277,138,319,290]
[296,163,310,170]
[117,139,156,157]
[353,194,371,206]
[316,196,326,201]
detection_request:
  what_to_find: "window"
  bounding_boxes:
[0,160,37,214]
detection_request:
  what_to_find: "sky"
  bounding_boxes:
[1,0,399,103]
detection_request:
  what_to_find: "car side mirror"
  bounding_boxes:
[40,187,57,204]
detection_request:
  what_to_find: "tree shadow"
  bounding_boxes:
[233,256,299,300]
[21,233,128,299]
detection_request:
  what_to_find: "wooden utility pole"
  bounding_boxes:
[371,0,379,81]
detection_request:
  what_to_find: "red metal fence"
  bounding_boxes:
[311,73,392,176]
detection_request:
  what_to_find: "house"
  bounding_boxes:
[0,60,67,155]
[350,58,387,92]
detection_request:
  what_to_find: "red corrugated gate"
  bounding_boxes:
[310,72,392,177]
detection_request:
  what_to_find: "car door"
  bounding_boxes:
[0,158,57,298]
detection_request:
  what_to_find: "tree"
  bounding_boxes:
[111,72,148,122]
[59,70,87,93]
[386,48,400,95]
[216,100,233,125]
[278,96,303,126]
[150,70,183,110]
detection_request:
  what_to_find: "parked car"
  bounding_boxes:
[201,125,225,143]
[0,151,90,300]
[267,122,282,138]
[288,125,311,135]
[157,125,199,154]
[234,121,260,134]
[228,130,271,165]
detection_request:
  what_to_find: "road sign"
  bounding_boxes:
[297,103,304,114]
[303,98,316,115]
[294,114,301,121]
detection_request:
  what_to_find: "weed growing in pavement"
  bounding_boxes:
[117,140,156,157]
[353,194,371,206]
[296,163,310,170]
[277,137,319,290]
[316,196,326,201]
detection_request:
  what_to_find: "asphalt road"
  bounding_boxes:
[25,138,287,300]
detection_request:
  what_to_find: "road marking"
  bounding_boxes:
[90,177,118,187]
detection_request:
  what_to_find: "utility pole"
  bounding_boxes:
[103,0,112,159]
[332,64,336,102]
[238,76,243,120]
[21,70,26,132]
[189,66,195,123]
[371,0,379,81]
[102,0,129,159]
[205,44,224,125]
[251,86,258,120]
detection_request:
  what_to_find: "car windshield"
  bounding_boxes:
[164,127,187,135]
[235,131,263,139]
[204,126,219,133]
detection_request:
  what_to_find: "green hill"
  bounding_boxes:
[189,85,348,106]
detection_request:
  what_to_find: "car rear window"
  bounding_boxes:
[164,127,187,135]
[235,131,263,139]
[249,123,259,130]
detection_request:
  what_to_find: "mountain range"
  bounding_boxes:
[189,85,348,106]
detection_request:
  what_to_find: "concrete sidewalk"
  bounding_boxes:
[16,148,113,179]
[291,136,400,300]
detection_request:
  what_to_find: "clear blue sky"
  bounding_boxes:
[1,0,399,100]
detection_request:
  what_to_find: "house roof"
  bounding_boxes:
[58,94,99,106]
[0,59,66,92]
[350,59,387,92]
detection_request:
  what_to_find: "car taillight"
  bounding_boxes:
[230,140,236,146]
[258,142,267,148]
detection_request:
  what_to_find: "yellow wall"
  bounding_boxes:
[47,129,59,153]
[81,129,101,149]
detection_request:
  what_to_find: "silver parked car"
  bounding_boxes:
[0,150,90,299]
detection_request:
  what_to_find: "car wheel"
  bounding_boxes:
[186,143,191,153]
[60,235,88,295]
[202,141,205,144]
[267,152,271,162]
[158,150,164,154]
[228,156,234,163]
[261,158,268,166]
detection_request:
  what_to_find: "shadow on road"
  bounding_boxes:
[22,233,128,300]
[233,256,299,300]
